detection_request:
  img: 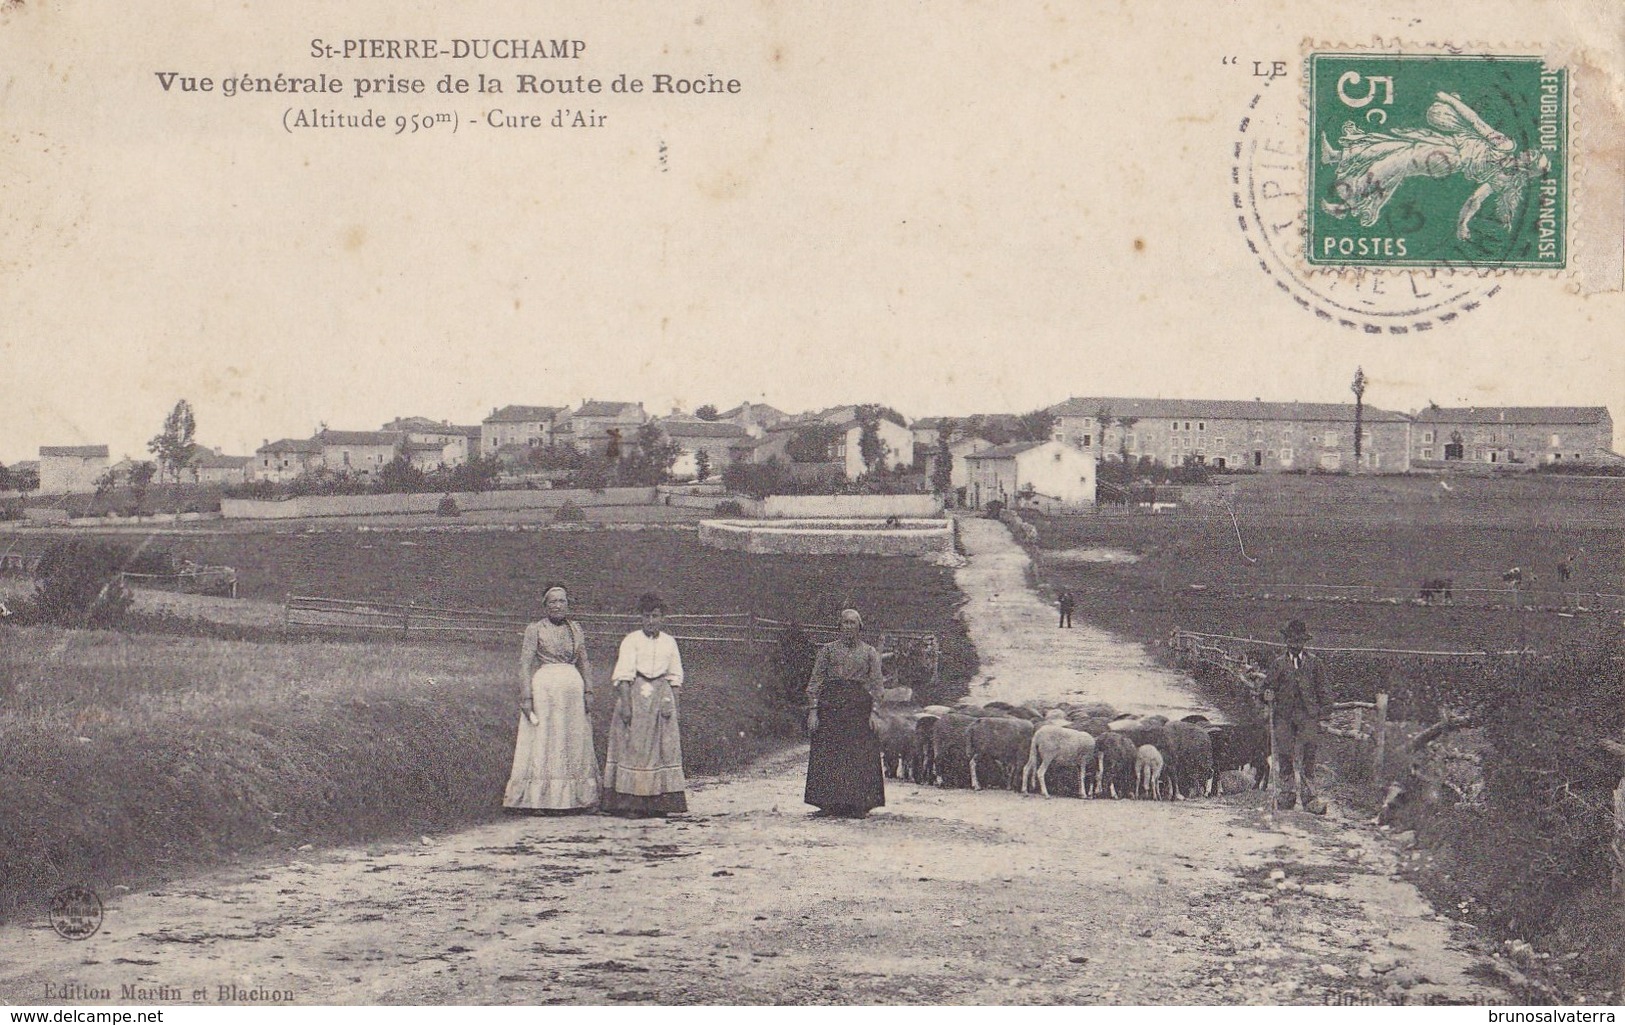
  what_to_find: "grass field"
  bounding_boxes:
[0,625,802,922]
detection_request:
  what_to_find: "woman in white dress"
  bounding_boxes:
[503,585,600,813]
[601,593,688,818]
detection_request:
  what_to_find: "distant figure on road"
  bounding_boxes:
[1556,553,1574,584]
[1057,590,1075,629]
[804,608,887,819]
[503,585,600,814]
[602,592,688,819]
[1262,619,1336,815]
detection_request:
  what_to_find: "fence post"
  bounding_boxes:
[1614,777,1624,899]
[1372,692,1388,786]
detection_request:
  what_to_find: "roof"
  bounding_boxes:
[382,416,457,432]
[402,441,448,453]
[965,440,1051,460]
[574,400,644,418]
[258,438,321,454]
[913,414,1020,431]
[39,445,109,458]
[484,405,564,424]
[455,425,483,438]
[1411,405,1611,425]
[318,430,403,447]
[657,420,747,439]
[1049,396,1411,423]
[719,402,786,421]
[191,452,252,469]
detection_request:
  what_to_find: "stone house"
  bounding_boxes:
[965,439,1097,512]
[1409,406,1615,466]
[38,445,109,494]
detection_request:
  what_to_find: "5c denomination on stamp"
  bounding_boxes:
[1309,53,1566,269]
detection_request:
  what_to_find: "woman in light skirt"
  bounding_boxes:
[602,592,688,818]
[503,585,600,813]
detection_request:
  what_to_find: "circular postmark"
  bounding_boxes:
[49,885,103,940]
[1234,72,1503,334]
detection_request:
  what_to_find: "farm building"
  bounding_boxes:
[718,401,787,436]
[966,439,1096,512]
[38,444,109,494]
[254,438,322,482]
[480,405,565,457]
[314,430,404,477]
[1049,396,1412,472]
[186,449,252,485]
[1409,406,1616,467]
[656,418,748,480]
[383,417,475,467]
[561,400,647,447]
[756,414,915,478]
[920,435,995,493]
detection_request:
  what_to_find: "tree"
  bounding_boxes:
[786,422,844,464]
[605,428,622,461]
[931,420,956,496]
[694,448,712,482]
[1117,415,1139,464]
[857,406,888,475]
[148,399,197,483]
[695,404,720,422]
[1093,406,1116,456]
[13,465,39,492]
[31,540,134,626]
[448,454,502,493]
[621,423,680,485]
[376,452,426,493]
[1350,366,1368,467]
[128,461,157,516]
[1014,408,1057,443]
[0,463,10,492]
[92,468,118,512]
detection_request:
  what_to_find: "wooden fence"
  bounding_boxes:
[281,594,941,687]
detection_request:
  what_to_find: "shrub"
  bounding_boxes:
[30,541,135,626]
[436,494,461,517]
[715,499,745,517]
[771,623,819,706]
[554,500,587,523]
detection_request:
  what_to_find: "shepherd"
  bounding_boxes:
[602,592,689,818]
[1261,619,1336,815]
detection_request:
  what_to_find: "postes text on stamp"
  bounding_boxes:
[1309,53,1566,268]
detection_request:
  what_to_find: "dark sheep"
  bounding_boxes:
[1162,721,1215,799]
[967,716,1036,791]
[1093,731,1138,799]
[931,713,977,788]
[1208,723,1271,789]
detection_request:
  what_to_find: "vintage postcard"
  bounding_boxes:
[1,0,1621,1012]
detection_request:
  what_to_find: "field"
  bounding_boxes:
[1031,474,1623,657]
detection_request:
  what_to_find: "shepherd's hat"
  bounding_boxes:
[1281,619,1312,643]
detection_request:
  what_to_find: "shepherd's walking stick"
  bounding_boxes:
[1265,696,1279,817]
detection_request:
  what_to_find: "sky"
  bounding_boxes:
[1,0,1621,465]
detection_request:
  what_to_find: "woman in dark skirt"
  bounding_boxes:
[803,608,887,818]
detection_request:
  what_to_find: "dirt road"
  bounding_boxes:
[0,521,1509,1005]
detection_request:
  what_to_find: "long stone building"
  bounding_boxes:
[1049,397,1412,472]
[1409,406,1616,467]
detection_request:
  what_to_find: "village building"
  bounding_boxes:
[718,401,787,437]
[1409,406,1616,466]
[314,429,404,478]
[186,448,252,485]
[1049,397,1412,472]
[479,405,565,458]
[382,417,475,467]
[655,419,747,480]
[965,439,1097,512]
[37,444,109,494]
[254,438,322,482]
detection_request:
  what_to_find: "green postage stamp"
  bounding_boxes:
[1308,53,1566,268]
